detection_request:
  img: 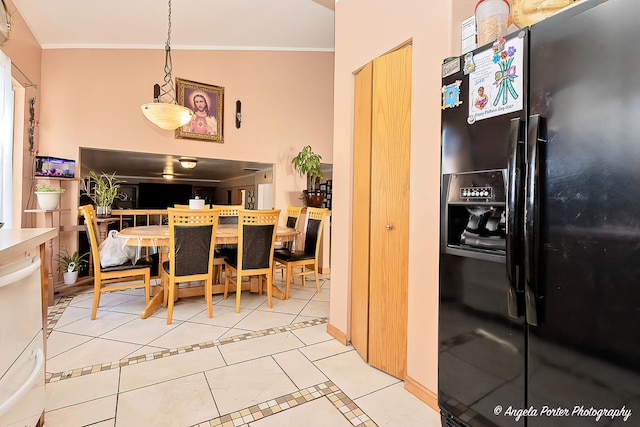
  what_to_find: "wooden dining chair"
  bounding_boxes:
[273,207,328,299]
[212,204,243,283]
[223,209,281,313]
[275,205,303,276]
[163,207,220,324]
[80,205,152,320]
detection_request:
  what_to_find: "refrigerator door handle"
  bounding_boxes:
[507,118,524,319]
[525,114,546,326]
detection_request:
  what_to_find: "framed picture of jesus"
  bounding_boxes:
[175,78,224,143]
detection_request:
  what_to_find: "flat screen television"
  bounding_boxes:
[137,183,193,209]
[35,156,76,178]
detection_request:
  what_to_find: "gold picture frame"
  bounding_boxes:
[175,78,224,143]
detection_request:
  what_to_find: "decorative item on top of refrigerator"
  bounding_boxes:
[475,0,511,46]
[511,0,577,28]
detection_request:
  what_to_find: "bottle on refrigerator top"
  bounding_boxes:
[475,0,510,45]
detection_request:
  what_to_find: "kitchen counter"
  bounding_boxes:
[0,228,58,260]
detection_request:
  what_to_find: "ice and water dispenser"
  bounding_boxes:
[442,169,507,260]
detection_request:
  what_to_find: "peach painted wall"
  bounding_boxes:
[1,0,42,227]
[331,0,463,395]
[38,48,333,223]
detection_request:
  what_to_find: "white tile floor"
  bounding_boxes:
[44,274,441,427]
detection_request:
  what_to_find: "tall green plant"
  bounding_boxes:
[291,145,323,191]
[84,171,126,206]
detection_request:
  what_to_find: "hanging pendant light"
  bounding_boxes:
[178,157,198,169]
[141,0,193,130]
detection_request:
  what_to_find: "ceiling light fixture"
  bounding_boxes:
[162,172,174,180]
[179,157,198,169]
[140,0,193,130]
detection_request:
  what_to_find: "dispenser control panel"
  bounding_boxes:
[460,187,493,199]
[448,169,506,205]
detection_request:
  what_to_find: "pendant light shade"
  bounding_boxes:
[141,0,193,130]
[179,157,198,169]
[142,101,193,131]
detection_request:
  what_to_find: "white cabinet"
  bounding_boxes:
[0,228,55,427]
[0,253,45,427]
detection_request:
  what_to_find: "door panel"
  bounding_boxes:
[528,1,640,422]
[368,46,411,378]
[351,62,373,361]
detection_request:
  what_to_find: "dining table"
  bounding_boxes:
[119,224,298,318]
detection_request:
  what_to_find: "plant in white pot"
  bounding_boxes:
[56,249,89,285]
[83,171,126,217]
[291,145,325,207]
[34,183,65,210]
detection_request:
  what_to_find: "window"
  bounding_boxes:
[0,51,14,228]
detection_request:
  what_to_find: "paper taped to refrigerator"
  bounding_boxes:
[468,36,524,122]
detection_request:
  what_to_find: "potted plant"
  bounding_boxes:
[83,171,126,217]
[56,249,89,285]
[291,145,325,207]
[34,183,65,210]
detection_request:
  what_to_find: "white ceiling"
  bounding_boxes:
[11,0,335,51]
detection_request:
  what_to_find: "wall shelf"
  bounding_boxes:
[34,176,78,181]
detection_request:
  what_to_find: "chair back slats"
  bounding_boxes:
[174,225,214,276]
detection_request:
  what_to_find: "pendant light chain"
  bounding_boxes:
[140,0,193,130]
[159,0,177,104]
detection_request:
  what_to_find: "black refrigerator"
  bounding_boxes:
[439,0,640,426]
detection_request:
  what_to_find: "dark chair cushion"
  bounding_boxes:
[286,216,297,228]
[223,252,238,269]
[274,248,289,256]
[136,253,159,276]
[174,225,213,276]
[303,219,322,254]
[215,247,237,259]
[223,224,275,271]
[101,259,151,273]
[273,249,314,262]
[163,224,215,278]
[242,224,274,269]
[218,216,238,225]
